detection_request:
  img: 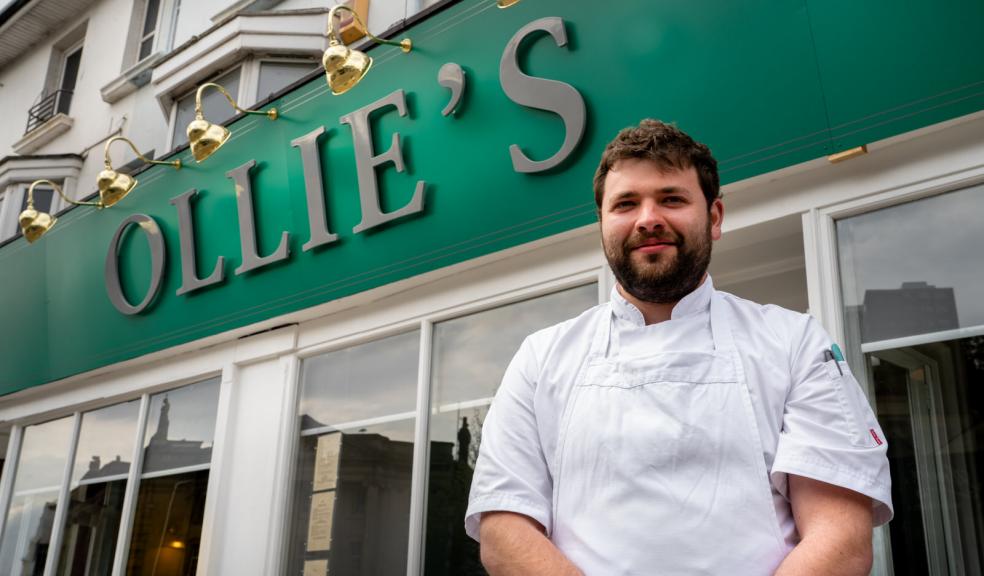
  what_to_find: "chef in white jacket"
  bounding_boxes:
[466,120,892,576]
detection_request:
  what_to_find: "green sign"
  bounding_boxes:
[2,0,983,394]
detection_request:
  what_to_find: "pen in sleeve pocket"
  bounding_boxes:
[823,349,843,375]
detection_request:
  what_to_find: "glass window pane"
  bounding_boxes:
[125,470,209,576]
[54,401,140,576]
[0,416,74,575]
[72,400,140,484]
[424,283,598,575]
[287,330,419,575]
[141,377,220,475]
[257,61,317,101]
[56,479,127,576]
[838,188,984,575]
[299,330,419,429]
[170,68,241,149]
[138,36,154,61]
[837,184,984,344]
[142,0,161,36]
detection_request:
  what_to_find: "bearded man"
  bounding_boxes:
[465,120,893,576]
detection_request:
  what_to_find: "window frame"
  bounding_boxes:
[280,268,607,575]
[802,139,984,576]
[0,374,226,576]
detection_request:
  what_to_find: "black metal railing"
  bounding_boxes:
[25,89,73,134]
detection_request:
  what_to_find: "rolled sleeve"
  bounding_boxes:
[465,337,553,541]
[771,317,894,526]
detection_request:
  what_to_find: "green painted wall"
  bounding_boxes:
[2,0,982,394]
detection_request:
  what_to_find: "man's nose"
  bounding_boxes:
[635,201,665,232]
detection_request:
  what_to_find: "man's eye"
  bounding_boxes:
[613,200,635,209]
[663,196,685,205]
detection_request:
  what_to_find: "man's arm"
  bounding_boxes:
[774,474,874,576]
[479,512,583,576]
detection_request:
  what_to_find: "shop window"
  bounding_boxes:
[837,183,984,574]
[287,329,420,576]
[0,417,75,575]
[55,400,140,576]
[284,282,599,573]
[424,283,598,575]
[124,378,220,576]
[0,377,220,576]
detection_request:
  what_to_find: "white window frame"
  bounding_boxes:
[801,115,984,576]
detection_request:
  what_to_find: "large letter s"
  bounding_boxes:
[500,17,586,173]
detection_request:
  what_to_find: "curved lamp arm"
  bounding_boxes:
[326,5,412,53]
[104,136,181,171]
[194,82,278,121]
[27,179,102,209]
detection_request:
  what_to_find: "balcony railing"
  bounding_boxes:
[25,89,73,134]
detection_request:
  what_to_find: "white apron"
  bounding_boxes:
[551,293,787,575]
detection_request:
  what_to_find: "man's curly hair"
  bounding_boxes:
[593,119,720,210]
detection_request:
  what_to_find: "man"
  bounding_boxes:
[465,120,892,575]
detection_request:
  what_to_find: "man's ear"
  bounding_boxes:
[710,198,724,241]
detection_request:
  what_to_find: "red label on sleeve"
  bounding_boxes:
[870,429,883,446]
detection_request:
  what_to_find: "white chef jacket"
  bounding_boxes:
[465,277,893,572]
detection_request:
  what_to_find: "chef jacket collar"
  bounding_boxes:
[610,275,715,327]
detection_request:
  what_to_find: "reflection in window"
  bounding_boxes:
[0,416,74,575]
[125,377,220,576]
[425,283,599,575]
[57,399,140,576]
[288,330,419,576]
[838,189,984,574]
[837,184,984,344]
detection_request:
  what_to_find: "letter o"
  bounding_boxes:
[105,214,166,315]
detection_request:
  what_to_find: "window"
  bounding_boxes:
[125,0,179,67]
[137,0,163,62]
[288,330,420,575]
[837,184,984,574]
[424,284,599,574]
[285,282,599,574]
[55,44,83,116]
[25,26,85,136]
[0,417,75,574]
[0,377,221,575]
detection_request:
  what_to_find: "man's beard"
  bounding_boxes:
[604,220,712,304]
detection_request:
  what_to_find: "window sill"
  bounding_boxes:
[100,52,166,104]
[13,113,74,155]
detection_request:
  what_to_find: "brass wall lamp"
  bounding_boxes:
[99,136,181,208]
[18,180,102,243]
[186,82,279,163]
[497,0,521,7]
[323,5,413,95]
